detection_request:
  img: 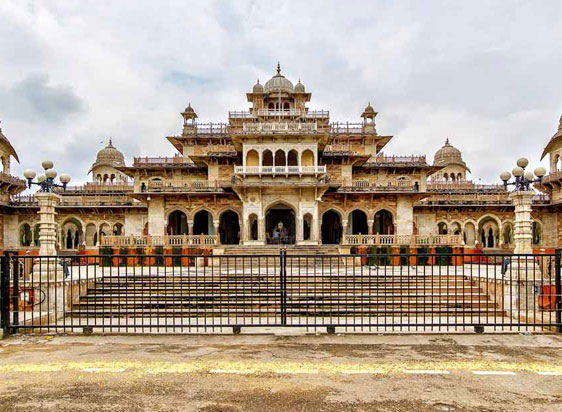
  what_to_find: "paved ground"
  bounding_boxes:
[1,332,562,411]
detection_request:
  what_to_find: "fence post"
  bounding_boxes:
[0,252,11,337]
[279,249,287,326]
[11,254,19,334]
[554,249,562,333]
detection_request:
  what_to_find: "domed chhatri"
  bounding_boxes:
[95,139,125,167]
[293,79,305,93]
[263,63,294,94]
[252,79,264,94]
[432,139,471,182]
[434,139,463,166]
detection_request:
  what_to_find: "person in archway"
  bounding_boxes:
[272,221,288,244]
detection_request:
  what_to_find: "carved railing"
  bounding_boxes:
[344,234,463,246]
[143,180,223,192]
[192,144,237,156]
[0,172,26,187]
[234,165,326,174]
[323,144,365,155]
[371,155,427,164]
[102,234,218,247]
[133,156,190,166]
[330,122,365,134]
[242,122,317,133]
[427,182,505,191]
[337,179,418,192]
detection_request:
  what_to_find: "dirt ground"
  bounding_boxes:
[1,333,562,411]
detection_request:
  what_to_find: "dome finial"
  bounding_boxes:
[277,62,281,75]
[445,137,450,145]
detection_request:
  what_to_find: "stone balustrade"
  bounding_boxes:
[102,234,219,248]
[343,234,463,246]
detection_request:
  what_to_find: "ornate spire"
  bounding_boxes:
[108,137,113,147]
[276,62,281,75]
[445,138,450,145]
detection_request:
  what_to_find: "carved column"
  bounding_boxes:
[510,190,534,255]
[36,192,61,256]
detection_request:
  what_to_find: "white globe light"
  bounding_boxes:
[41,160,54,170]
[512,166,524,177]
[517,157,529,168]
[23,169,36,180]
[45,168,57,179]
[59,173,71,184]
[500,171,511,182]
[534,166,547,177]
[524,171,534,181]
[37,174,46,183]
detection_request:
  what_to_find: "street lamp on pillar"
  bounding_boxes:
[499,157,546,191]
[23,160,71,192]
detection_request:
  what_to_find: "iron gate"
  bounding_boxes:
[1,250,561,334]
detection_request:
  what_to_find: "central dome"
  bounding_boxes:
[95,139,125,167]
[264,63,294,94]
[433,139,469,171]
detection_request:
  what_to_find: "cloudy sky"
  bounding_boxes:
[1,0,561,186]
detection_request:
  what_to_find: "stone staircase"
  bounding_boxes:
[68,265,503,322]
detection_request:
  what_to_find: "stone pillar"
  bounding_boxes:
[32,192,65,280]
[510,190,534,255]
[367,220,374,236]
[213,222,220,245]
[341,219,348,244]
[147,197,165,236]
[396,196,414,235]
[36,192,61,256]
[187,221,194,236]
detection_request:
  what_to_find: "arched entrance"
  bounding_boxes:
[167,210,188,235]
[321,210,342,244]
[478,217,499,248]
[373,209,394,234]
[266,203,295,244]
[193,210,213,235]
[348,209,368,235]
[62,218,83,250]
[219,210,240,245]
[248,214,258,241]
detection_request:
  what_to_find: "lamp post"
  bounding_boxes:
[499,157,546,255]
[23,161,71,260]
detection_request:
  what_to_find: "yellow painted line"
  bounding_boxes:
[406,370,450,375]
[0,360,561,376]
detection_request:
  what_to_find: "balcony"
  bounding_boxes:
[192,144,237,157]
[102,234,218,248]
[234,165,326,175]
[133,156,192,166]
[330,122,366,135]
[142,180,225,193]
[323,144,365,156]
[336,179,419,193]
[370,155,427,165]
[241,122,317,134]
[344,234,463,246]
[0,172,26,187]
[11,194,138,207]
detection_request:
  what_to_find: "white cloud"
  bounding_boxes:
[0,0,561,185]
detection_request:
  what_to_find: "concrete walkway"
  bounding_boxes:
[1,333,562,411]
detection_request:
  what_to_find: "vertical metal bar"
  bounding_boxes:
[554,249,562,333]
[11,254,19,334]
[0,252,11,336]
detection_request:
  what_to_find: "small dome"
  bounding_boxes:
[363,103,376,114]
[95,139,125,167]
[294,79,305,93]
[184,103,194,113]
[433,139,469,171]
[264,63,294,94]
[252,79,264,93]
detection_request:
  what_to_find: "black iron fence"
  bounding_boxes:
[1,250,561,334]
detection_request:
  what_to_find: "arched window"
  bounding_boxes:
[303,213,312,240]
[283,102,290,110]
[457,173,462,181]
[373,210,394,235]
[438,222,448,235]
[348,210,368,235]
[532,221,542,245]
[268,102,274,110]
[246,150,259,166]
[287,150,298,166]
[301,149,314,166]
[274,150,286,166]
[262,150,273,166]
[19,224,32,247]
[167,210,188,235]
[193,210,213,235]
[444,173,449,181]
